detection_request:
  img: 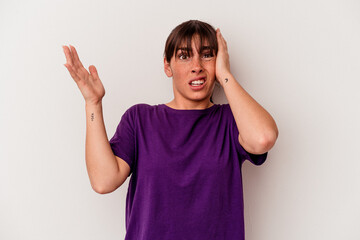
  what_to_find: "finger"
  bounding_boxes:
[217,30,228,51]
[216,29,225,51]
[68,45,92,79]
[216,28,221,40]
[64,63,81,83]
[222,38,228,51]
[222,36,227,48]
[218,30,226,44]
[89,65,100,81]
[63,45,74,66]
[216,29,225,44]
[69,45,84,69]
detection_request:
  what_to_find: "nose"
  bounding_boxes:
[191,56,203,74]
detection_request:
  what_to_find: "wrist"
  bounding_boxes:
[216,72,233,87]
[85,100,103,108]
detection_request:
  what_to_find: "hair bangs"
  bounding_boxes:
[164,20,218,63]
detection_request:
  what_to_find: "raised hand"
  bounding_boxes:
[215,28,231,86]
[63,45,105,105]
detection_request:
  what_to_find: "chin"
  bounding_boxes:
[190,93,212,102]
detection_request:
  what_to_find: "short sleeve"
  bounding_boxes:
[226,104,268,166]
[109,107,136,176]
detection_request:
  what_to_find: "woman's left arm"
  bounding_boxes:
[215,29,279,155]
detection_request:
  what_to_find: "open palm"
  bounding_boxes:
[63,45,105,105]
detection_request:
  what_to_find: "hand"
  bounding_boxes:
[63,45,105,105]
[215,28,231,86]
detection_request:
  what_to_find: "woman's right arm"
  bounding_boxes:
[63,45,130,194]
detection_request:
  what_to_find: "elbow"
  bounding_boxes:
[93,187,110,195]
[91,182,116,195]
[239,122,279,155]
[243,129,278,154]
[257,128,278,153]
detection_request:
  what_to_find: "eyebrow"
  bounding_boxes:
[200,46,213,51]
[176,46,213,53]
[177,47,192,52]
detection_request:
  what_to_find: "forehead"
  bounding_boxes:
[175,34,212,53]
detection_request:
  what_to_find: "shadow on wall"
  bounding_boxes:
[212,82,228,104]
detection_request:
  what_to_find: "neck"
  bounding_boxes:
[165,98,214,110]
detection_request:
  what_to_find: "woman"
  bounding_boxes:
[63,20,278,240]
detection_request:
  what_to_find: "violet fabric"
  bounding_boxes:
[109,103,267,240]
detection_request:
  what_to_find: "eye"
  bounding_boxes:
[202,52,214,59]
[178,53,189,60]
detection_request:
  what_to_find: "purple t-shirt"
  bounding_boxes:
[109,103,267,240]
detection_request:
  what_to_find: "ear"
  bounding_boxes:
[164,57,173,77]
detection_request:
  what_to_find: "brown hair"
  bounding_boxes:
[164,20,218,63]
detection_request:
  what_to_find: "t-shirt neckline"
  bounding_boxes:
[159,103,218,114]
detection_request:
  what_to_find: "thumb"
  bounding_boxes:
[89,65,100,80]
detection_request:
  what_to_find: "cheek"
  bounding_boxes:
[206,58,216,68]
[206,62,216,75]
[172,65,187,79]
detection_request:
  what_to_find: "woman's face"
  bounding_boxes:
[164,35,216,106]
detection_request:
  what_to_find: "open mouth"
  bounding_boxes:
[189,78,206,86]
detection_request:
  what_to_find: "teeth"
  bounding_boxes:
[190,79,205,86]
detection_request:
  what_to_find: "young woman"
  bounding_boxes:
[63,20,278,240]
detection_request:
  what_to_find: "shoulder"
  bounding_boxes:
[126,103,159,113]
[213,103,231,115]
[123,103,161,119]
[218,103,230,110]
[213,103,236,123]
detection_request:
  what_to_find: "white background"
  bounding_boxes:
[1,0,359,239]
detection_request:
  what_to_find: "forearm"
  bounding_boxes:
[85,102,120,193]
[220,74,278,154]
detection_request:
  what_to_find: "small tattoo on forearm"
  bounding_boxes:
[225,78,228,83]
[91,113,94,121]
